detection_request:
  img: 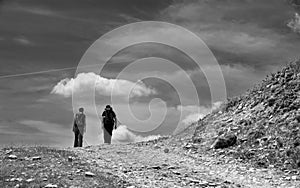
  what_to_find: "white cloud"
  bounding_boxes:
[287,13,300,34]
[173,101,222,134]
[178,101,222,124]
[13,36,34,46]
[51,72,156,98]
[111,125,161,143]
[181,113,204,125]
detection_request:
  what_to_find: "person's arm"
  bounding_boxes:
[114,117,117,129]
[72,114,77,132]
[113,112,117,129]
[101,111,105,129]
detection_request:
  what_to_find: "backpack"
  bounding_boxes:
[103,110,115,124]
[75,113,85,126]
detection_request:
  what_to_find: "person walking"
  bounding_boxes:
[101,105,117,144]
[73,107,86,147]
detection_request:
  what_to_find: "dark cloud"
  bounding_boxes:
[0,0,173,77]
[102,42,198,74]
[160,0,300,76]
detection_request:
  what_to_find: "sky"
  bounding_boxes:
[0,0,300,147]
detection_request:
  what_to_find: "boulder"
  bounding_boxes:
[212,134,237,149]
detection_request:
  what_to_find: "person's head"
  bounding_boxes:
[105,105,112,111]
[79,107,84,113]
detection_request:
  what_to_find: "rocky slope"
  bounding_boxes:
[193,60,300,172]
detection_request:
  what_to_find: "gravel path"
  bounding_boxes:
[72,124,300,188]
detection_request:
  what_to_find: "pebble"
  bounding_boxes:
[291,176,297,180]
[149,166,161,170]
[198,180,209,185]
[85,171,95,177]
[285,177,291,181]
[5,149,13,155]
[45,184,58,188]
[26,178,34,183]
[8,155,17,159]
[32,156,41,161]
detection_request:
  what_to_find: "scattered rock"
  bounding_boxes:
[8,155,17,159]
[149,166,161,170]
[5,149,13,155]
[84,171,95,177]
[26,178,34,183]
[32,156,41,161]
[291,176,298,180]
[172,170,181,175]
[45,184,58,188]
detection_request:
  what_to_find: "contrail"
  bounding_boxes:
[0,64,99,79]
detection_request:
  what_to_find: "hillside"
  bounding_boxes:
[193,60,300,171]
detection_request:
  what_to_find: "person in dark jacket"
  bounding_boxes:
[101,105,117,144]
[73,107,86,147]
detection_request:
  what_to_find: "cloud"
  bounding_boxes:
[111,125,161,143]
[9,4,69,19]
[160,0,300,69]
[287,13,300,34]
[13,36,34,46]
[51,72,156,98]
[178,101,223,125]
[173,101,223,134]
[181,113,203,125]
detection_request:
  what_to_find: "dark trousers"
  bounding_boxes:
[103,126,113,144]
[74,128,83,147]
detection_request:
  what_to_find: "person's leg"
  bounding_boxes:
[79,133,83,147]
[74,130,79,147]
[108,129,113,144]
[103,128,109,144]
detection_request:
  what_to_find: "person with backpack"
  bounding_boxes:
[73,107,86,147]
[101,105,117,144]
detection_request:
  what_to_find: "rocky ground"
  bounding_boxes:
[0,146,123,188]
[1,125,300,188]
